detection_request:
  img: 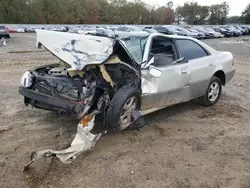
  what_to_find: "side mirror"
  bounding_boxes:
[149,66,162,78]
[176,57,184,63]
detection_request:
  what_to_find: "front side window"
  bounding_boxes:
[176,39,208,61]
[149,37,177,67]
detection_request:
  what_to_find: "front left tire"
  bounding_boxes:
[106,85,140,131]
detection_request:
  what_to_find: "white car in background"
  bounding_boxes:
[16,28,25,33]
[78,27,96,35]
[114,26,148,39]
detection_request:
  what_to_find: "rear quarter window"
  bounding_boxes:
[176,39,208,61]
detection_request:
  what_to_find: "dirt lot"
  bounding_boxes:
[1,33,250,188]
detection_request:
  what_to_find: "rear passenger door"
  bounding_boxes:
[176,39,215,98]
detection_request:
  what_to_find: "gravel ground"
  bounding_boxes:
[1,33,250,188]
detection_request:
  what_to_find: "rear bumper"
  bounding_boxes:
[19,87,84,114]
[225,68,235,84]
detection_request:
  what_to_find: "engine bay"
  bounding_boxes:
[26,57,141,118]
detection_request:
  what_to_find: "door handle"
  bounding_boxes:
[181,69,188,74]
[209,63,214,67]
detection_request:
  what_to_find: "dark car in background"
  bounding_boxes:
[143,27,158,33]
[0,26,10,38]
[213,27,234,37]
[154,26,175,35]
[241,26,250,34]
[222,26,242,37]
[234,26,248,35]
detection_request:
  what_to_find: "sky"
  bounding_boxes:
[143,0,248,16]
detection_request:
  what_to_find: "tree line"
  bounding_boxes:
[0,0,249,25]
[0,0,174,24]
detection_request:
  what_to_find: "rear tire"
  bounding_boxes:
[106,85,140,131]
[198,76,222,107]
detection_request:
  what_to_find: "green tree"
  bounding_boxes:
[241,3,250,24]
[176,2,209,25]
[209,2,229,25]
[227,16,240,24]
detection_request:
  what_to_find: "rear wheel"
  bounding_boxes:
[198,76,222,107]
[106,86,140,131]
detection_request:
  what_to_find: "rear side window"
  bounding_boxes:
[176,39,208,61]
[0,26,5,29]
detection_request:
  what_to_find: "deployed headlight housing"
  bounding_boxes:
[21,71,33,88]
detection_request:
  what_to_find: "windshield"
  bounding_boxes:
[129,26,142,32]
[121,36,148,64]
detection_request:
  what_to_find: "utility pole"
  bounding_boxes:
[26,0,31,24]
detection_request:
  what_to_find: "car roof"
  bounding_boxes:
[148,33,194,39]
[121,33,197,40]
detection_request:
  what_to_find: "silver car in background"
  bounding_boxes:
[115,26,148,38]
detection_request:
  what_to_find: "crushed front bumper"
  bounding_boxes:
[19,87,84,115]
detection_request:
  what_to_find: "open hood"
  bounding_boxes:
[36,30,115,71]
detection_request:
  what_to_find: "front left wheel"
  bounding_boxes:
[106,85,140,131]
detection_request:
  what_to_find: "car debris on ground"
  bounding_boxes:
[23,113,101,171]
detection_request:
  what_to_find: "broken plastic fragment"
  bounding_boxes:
[23,116,101,171]
[128,110,146,130]
[99,65,114,87]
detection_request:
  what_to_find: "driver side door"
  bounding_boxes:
[140,36,191,111]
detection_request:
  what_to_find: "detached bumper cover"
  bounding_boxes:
[19,87,83,114]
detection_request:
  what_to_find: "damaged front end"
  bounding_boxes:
[19,30,142,168]
[20,30,141,120]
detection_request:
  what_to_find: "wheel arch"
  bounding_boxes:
[213,70,226,86]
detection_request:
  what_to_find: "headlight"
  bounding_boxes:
[20,71,33,88]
